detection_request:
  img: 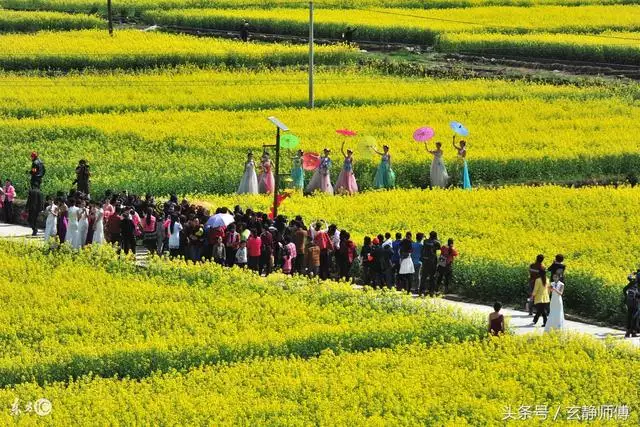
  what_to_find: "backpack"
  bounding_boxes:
[438,254,448,268]
[626,286,639,309]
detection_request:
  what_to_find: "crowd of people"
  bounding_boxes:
[238,136,470,196]
[38,186,461,297]
[3,152,639,339]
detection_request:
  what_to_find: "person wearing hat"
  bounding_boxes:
[73,159,91,196]
[28,152,45,189]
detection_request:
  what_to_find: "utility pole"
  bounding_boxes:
[308,0,314,109]
[267,117,289,219]
[107,0,113,36]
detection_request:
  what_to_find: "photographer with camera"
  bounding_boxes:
[73,159,91,196]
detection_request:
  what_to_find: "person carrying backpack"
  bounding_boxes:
[622,273,639,338]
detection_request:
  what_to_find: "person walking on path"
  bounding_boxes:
[531,270,550,327]
[528,254,545,315]
[623,273,639,338]
[489,302,505,336]
[2,179,15,223]
[545,273,565,332]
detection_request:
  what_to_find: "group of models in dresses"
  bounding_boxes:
[238,137,470,195]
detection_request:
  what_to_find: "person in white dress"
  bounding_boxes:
[67,198,80,249]
[545,274,565,332]
[43,197,58,243]
[76,200,89,249]
[92,202,105,245]
[425,141,449,188]
[238,151,259,194]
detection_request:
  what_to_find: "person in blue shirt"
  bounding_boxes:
[411,232,424,294]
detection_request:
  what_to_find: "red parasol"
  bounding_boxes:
[336,129,357,137]
[302,152,321,171]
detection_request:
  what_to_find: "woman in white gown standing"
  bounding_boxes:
[43,197,58,243]
[77,200,89,249]
[238,151,259,195]
[425,141,449,189]
[67,198,80,249]
[92,202,105,244]
[545,274,565,332]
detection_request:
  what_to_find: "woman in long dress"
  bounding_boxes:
[453,136,471,189]
[372,145,396,189]
[237,151,259,195]
[77,201,89,249]
[57,199,68,243]
[545,274,565,332]
[335,141,358,195]
[43,198,58,243]
[291,149,304,190]
[67,198,80,249]
[258,151,275,194]
[93,202,105,244]
[426,141,449,189]
[305,148,334,195]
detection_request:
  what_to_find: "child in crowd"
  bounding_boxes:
[212,236,226,265]
[235,240,248,268]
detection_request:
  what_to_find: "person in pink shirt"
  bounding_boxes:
[282,236,297,275]
[102,197,115,223]
[247,230,262,272]
[141,207,157,253]
[3,179,16,223]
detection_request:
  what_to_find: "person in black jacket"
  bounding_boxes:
[73,159,91,196]
[26,187,43,236]
[370,238,390,289]
[622,273,640,338]
[28,152,45,189]
[420,231,441,297]
[120,209,136,255]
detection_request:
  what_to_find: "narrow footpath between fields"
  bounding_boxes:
[2,223,638,347]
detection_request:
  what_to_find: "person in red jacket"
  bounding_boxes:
[338,231,357,280]
[247,229,262,272]
[313,221,333,280]
[436,238,458,294]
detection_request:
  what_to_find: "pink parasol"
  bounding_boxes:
[302,152,321,171]
[336,129,357,137]
[413,127,435,142]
